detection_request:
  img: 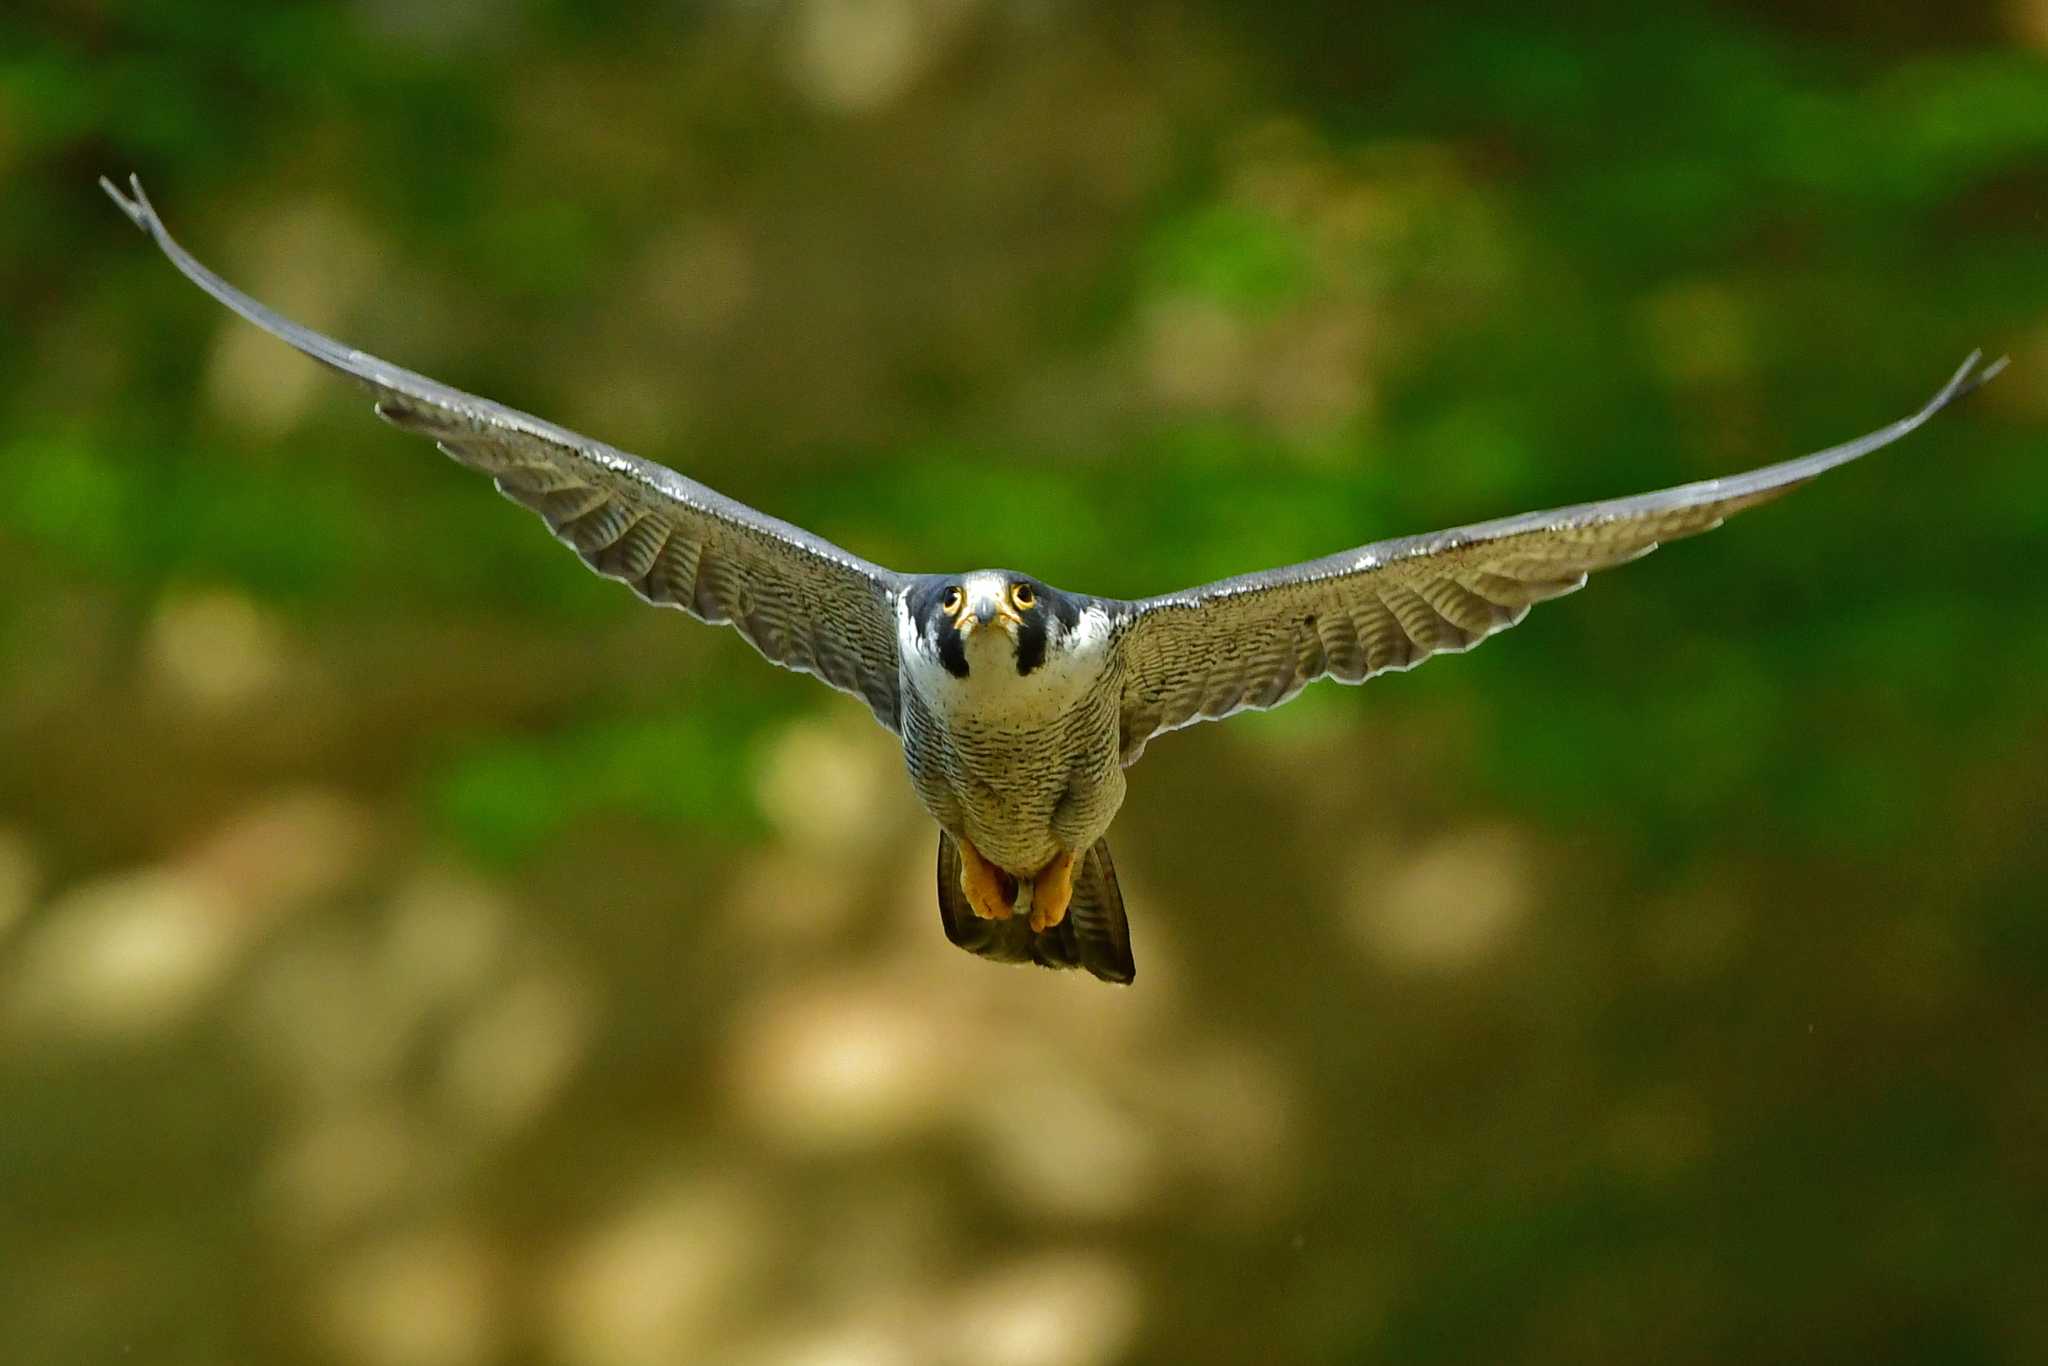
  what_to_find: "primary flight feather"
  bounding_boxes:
[104,174,2003,985]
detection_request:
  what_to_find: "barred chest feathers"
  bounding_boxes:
[895,585,1125,872]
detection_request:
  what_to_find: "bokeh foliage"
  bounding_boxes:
[2,1,2045,1363]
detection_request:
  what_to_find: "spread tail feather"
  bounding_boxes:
[936,836,1135,985]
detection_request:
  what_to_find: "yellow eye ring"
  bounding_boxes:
[941,586,964,615]
[1009,583,1036,611]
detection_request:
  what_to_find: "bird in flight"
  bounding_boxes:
[104,175,2002,985]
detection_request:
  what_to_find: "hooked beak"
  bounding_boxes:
[957,595,1023,640]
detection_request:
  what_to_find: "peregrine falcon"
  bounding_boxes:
[104,176,2003,985]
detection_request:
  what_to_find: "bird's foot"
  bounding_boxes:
[955,836,1014,921]
[1026,850,1076,934]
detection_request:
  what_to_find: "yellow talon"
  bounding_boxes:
[1026,850,1076,934]
[955,836,1013,921]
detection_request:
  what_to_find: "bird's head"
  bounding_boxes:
[908,570,1076,680]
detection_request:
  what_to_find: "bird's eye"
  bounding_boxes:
[1010,583,1036,611]
[941,587,964,615]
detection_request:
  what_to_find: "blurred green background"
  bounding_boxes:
[4,1,2046,1362]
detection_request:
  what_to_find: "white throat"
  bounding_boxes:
[897,594,1117,724]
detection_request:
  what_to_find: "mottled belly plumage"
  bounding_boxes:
[900,680,1125,876]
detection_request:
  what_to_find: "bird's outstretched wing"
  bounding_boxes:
[1109,351,2004,764]
[103,174,909,732]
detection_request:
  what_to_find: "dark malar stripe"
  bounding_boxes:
[1014,615,1048,675]
[939,625,969,678]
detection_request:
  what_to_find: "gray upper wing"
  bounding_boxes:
[104,175,908,733]
[1109,352,2003,765]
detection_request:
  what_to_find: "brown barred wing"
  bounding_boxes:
[104,176,907,731]
[1111,352,2002,764]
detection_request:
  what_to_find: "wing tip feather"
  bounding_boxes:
[100,173,158,234]
[1932,348,2007,415]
